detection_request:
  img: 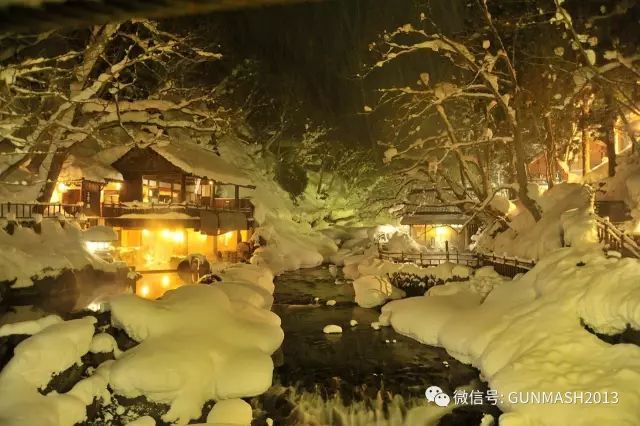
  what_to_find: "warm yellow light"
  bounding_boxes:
[160,229,172,239]
[115,182,122,190]
[435,226,448,237]
[198,232,208,241]
[162,275,170,288]
[57,182,69,193]
[171,231,185,243]
[139,285,150,297]
[142,229,150,237]
[222,231,234,244]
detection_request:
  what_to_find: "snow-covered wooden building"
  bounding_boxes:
[0,140,256,269]
[400,191,476,252]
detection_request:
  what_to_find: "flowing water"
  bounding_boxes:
[254,267,500,426]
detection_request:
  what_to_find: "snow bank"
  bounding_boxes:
[0,219,116,287]
[0,317,112,426]
[382,246,640,424]
[0,314,62,337]
[109,283,283,424]
[475,183,595,260]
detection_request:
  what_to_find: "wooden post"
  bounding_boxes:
[400,251,405,263]
[235,185,240,212]
[419,252,423,266]
[210,180,216,209]
[180,174,187,203]
[445,241,450,262]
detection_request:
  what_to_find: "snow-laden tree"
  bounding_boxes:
[0,20,227,202]
[364,0,640,223]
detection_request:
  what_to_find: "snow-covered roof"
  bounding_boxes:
[59,146,130,183]
[149,141,252,187]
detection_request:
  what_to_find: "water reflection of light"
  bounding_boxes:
[136,272,183,299]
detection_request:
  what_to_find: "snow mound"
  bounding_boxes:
[206,399,252,425]
[109,284,283,424]
[0,317,112,426]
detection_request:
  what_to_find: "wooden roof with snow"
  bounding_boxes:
[61,141,253,188]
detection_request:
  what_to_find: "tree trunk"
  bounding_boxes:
[36,147,70,204]
[544,115,556,188]
[581,107,591,177]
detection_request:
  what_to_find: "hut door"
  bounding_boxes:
[82,181,102,217]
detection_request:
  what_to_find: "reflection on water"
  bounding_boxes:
[135,272,185,299]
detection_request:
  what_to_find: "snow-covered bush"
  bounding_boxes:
[475,183,595,260]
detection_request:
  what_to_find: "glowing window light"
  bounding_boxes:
[139,285,150,298]
[160,229,172,239]
[142,229,150,237]
[172,231,185,243]
[57,182,69,193]
[115,182,122,190]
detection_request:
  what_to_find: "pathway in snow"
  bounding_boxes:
[255,266,500,425]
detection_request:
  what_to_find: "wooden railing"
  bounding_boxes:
[378,249,536,277]
[595,216,640,258]
[0,202,82,219]
[101,198,254,218]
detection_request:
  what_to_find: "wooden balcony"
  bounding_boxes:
[101,198,254,219]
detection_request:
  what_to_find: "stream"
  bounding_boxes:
[254,267,500,426]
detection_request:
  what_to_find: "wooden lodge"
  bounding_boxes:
[0,141,257,268]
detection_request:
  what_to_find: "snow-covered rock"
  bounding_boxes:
[323,325,343,334]
[206,399,252,425]
[352,275,405,308]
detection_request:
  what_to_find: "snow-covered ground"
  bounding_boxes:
[381,246,640,425]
